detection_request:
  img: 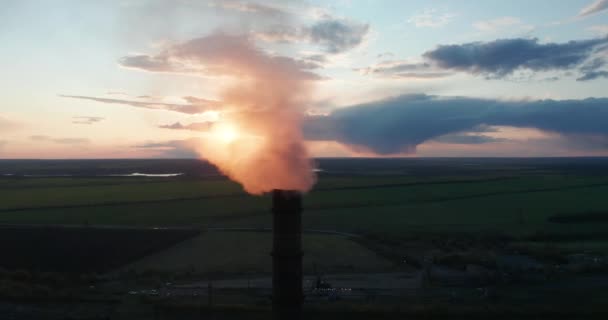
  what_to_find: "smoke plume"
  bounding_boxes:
[203,34,316,194]
[132,33,317,194]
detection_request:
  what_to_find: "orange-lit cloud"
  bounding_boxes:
[29,135,90,145]
[72,116,105,125]
[0,115,19,132]
[61,95,219,115]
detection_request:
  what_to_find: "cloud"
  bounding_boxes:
[29,135,48,141]
[296,54,328,69]
[423,37,608,79]
[577,70,608,80]
[577,57,608,80]
[72,116,105,125]
[377,52,394,59]
[106,91,129,96]
[358,36,608,81]
[158,122,212,131]
[118,54,178,73]
[134,139,200,158]
[251,25,299,43]
[356,60,452,79]
[408,9,455,28]
[433,133,508,145]
[255,17,369,54]
[53,138,90,144]
[61,95,218,115]
[472,17,533,33]
[0,115,18,132]
[588,25,608,36]
[578,0,608,17]
[307,18,369,54]
[303,94,608,154]
[29,135,89,144]
[209,0,289,18]
[118,33,321,81]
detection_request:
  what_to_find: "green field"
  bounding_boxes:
[2,174,608,239]
[2,159,608,316]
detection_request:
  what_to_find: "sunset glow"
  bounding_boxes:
[213,123,240,144]
[4,2,608,315]
[1,0,608,166]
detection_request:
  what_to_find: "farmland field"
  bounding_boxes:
[2,158,608,317]
[2,158,608,240]
[1,158,608,271]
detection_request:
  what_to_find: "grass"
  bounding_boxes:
[2,175,608,232]
[0,178,245,210]
[2,172,608,254]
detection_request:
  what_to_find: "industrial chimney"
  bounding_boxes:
[271,190,303,320]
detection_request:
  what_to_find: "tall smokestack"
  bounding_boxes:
[271,190,303,320]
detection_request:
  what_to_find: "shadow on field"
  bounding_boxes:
[0,225,200,273]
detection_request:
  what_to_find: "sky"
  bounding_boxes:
[1,0,608,159]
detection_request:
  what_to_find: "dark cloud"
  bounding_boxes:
[423,37,608,79]
[308,18,369,54]
[304,94,608,154]
[359,61,430,74]
[29,135,89,144]
[118,33,321,81]
[72,116,105,125]
[578,0,608,17]
[559,134,608,151]
[61,95,219,115]
[134,139,200,158]
[433,133,508,145]
[255,17,369,54]
[356,60,451,79]
[158,122,212,131]
[543,76,561,82]
[577,57,608,80]
[118,54,176,72]
[577,70,608,81]
[581,56,606,73]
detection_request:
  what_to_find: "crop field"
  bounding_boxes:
[2,161,608,238]
[2,158,608,320]
[2,158,608,274]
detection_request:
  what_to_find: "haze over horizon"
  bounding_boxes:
[2,0,608,159]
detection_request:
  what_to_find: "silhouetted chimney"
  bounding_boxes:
[271,189,303,320]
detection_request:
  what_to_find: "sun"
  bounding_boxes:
[215,123,239,143]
